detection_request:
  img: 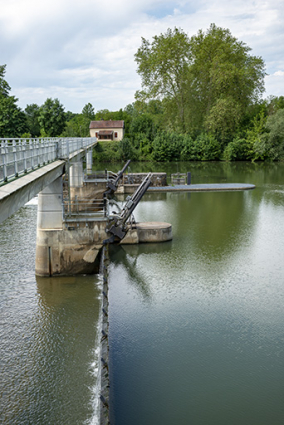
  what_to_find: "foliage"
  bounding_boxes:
[152,131,184,161]
[223,138,251,161]
[25,103,41,137]
[119,138,138,161]
[38,98,66,137]
[181,133,222,161]
[61,114,90,137]
[135,24,266,140]
[93,141,121,162]
[188,24,265,138]
[129,113,157,142]
[255,109,284,161]
[0,65,11,97]
[65,111,76,122]
[0,65,28,137]
[82,103,95,120]
[135,28,191,132]
[245,110,267,161]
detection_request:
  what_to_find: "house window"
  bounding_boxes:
[95,132,98,137]
[114,132,118,138]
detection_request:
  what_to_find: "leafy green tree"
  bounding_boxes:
[188,24,266,141]
[135,25,266,140]
[0,65,28,137]
[135,28,191,132]
[152,131,184,161]
[266,96,284,116]
[181,133,221,161]
[62,114,90,137]
[82,103,95,120]
[244,109,267,160]
[256,109,284,161]
[25,103,41,137]
[119,138,137,161]
[223,137,251,161]
[38,98,66,137]
[0,65,11,97]
[130,113,157,141]
[65,111,77,122]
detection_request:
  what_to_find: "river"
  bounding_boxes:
[1,162,284,424]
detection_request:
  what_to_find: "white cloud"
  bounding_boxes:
[1,0,283,112]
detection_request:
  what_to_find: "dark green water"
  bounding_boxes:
[1,162,284,424]
[108,162,284,425]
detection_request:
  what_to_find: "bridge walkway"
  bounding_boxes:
[0,137,97,224]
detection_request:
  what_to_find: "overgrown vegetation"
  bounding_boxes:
[1,24,283,162]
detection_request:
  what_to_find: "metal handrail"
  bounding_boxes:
[62,197,107,221]
[0,137,97,185]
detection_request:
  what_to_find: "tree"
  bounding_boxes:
[38,98,66,136]
[134,25,266,141]
[130,113,157,141]
[188,24,266,141]
[62,114,90,137]
[0,65,11,97]
[25,103,41,137]
[135,28,191,132]
[82,103,95,120]
[257,109,284,160]
[0,65,28,137]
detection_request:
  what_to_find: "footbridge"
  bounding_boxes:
[0,137,97,224]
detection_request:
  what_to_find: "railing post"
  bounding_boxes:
[12,140,18,177]
[23,139,27,173]
[36,138,39,168]
[1,141,8,182]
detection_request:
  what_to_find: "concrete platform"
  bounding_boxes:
[147,183,255,192]
[121,221,172,244]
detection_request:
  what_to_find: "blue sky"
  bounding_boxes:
[1,0,283,113]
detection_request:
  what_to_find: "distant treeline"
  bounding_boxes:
[1,23,284,161]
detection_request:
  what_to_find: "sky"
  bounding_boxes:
[1,0,283,114]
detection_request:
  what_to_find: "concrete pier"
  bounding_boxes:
[35,170,108,276]
[120,222,172,244]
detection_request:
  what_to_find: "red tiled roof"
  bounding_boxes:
[89,120,124,129]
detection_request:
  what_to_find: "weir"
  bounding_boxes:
[35,158,172,276]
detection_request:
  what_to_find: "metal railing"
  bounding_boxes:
[63,197,108,222]
[0,137,96,185]
[84,170,117,182]
[171,172,186,185]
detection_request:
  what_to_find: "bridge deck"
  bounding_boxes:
[0,160,65,224]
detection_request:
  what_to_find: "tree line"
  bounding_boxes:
[1,24,284,161]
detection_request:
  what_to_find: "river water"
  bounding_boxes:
[1,162,284,424]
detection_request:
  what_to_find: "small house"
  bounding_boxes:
[89,120,125,141]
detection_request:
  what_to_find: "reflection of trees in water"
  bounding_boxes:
[109,242,172,301]
[169,190,258,265]
[261,187,284,207]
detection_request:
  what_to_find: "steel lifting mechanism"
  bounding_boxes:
[105,159,131,195]
[105,172,152,241]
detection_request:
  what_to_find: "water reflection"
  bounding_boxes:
[110,244,166,301]
[108,162,284,425]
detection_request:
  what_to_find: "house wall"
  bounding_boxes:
[90,127,124,141]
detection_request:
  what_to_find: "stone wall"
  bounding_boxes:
[122,172,167,186]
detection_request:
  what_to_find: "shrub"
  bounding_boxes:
[93,141,121,162]
[181,133,221,161]
[223,138,250,161]
[152,131,183,162]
